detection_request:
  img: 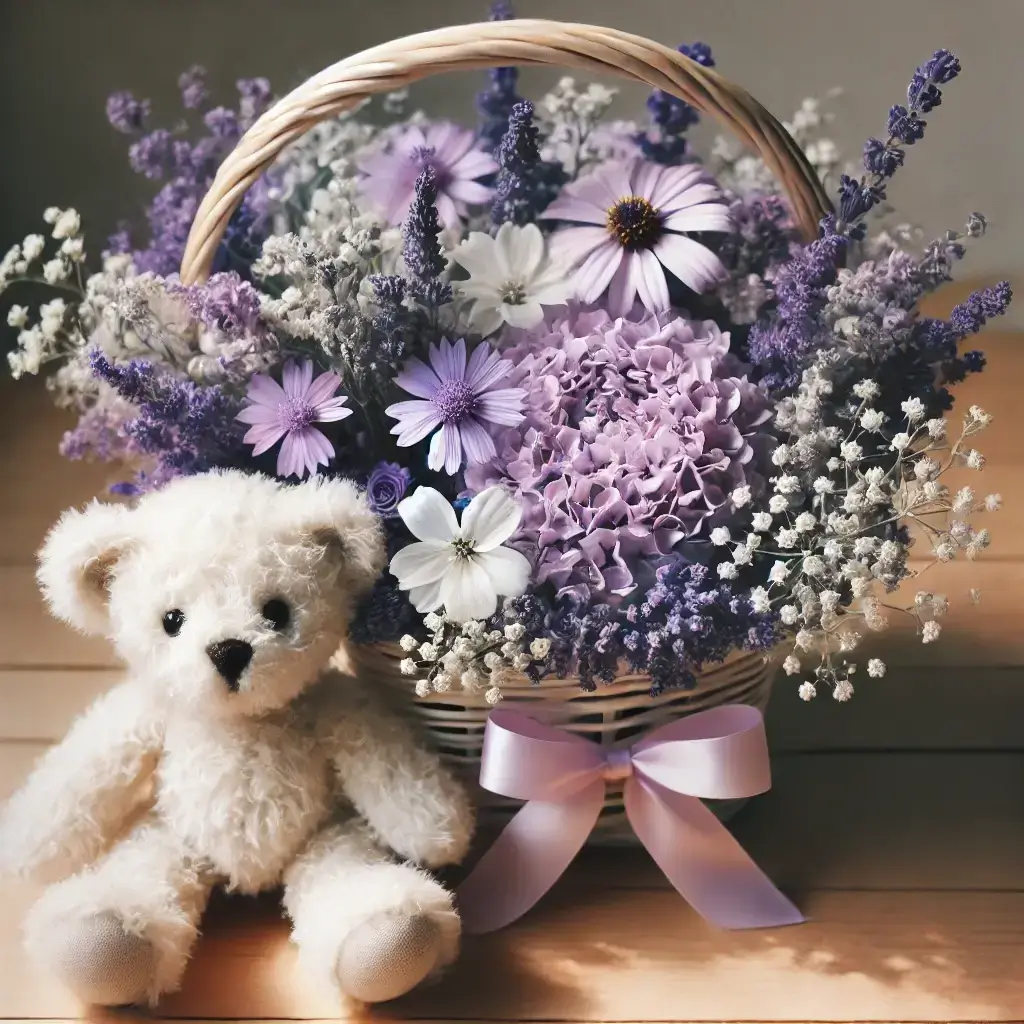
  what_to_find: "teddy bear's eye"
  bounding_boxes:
[162,609,185,637]
[261,598,291,631]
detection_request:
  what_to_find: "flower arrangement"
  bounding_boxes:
[4,9,1010,709]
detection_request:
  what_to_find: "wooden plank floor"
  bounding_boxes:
[2,290,1023,1024]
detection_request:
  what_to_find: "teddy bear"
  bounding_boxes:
[0,469,475,1007]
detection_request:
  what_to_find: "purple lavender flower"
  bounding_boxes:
[475,1,523,152]
[366,462,412,519]
[887,104,926,146]
[173,271,264,339]
[178,65,209,110]
[357,122,497,228]
[237,359,352,479]
[950,281,1013,336]
[402,168,447,287]
[492,100,564,226]
[106,91,150,134]
[385,337,525,475]
[465,310,774,599]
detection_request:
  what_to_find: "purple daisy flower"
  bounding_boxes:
[357,122,498,228]
[541,157,732,316]
[237,359,352,479]
[385,337,525,475]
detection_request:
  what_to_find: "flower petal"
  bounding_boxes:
[575,241,625,304]
[446,179,493,205]
[502,299,545,329]
[276,431,299,478]
[397,487,460,543]
[476,389,526,426]
[429,337,467,385]
[448,148,499,180]
[389,404,442,448]
[304,370,342,407]
[549,226,614,270]
[476,546,532,599]
[394,356,441,400]
[435,192,461,229]
[237,403,283,425]
[636,248,671,313]
[540,194,608,225]
[467,302,504,338]
[431,421,463,475]
[461,486,523,551]
[409,577,445,613]
[390,539,453,589]
[244,423,286,455]
[607,251,641,316]
[245,372,287,406]
[449,232,497,278]
[648,164,710,210]
[282,359,314,399]
[301,426,335,469]
[632,159,665,201]
[663,205,734,233]
[653,234,728,294]
[440,557,497,622]
[313,396,353,423]
[466,342,512,394]
[460,417,498,464]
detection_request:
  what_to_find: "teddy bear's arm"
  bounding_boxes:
[0,679,163,884]
[318,680,475,870]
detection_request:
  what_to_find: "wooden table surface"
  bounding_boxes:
[1,300,1022,1024]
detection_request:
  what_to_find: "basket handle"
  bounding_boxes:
[180,19,832,285]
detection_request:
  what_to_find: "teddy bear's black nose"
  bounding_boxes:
[206,639,253,691]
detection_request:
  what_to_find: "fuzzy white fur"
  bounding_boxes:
[0,470,475,1006]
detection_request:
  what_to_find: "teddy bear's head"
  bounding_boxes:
[37,470,385,717]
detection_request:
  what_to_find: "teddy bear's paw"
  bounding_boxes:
[336,910,453,1003]
[46,911,155,1006]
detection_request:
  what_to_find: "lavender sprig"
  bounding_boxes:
[475,1,523,153]
[401,168,452,306]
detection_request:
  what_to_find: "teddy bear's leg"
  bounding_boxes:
[23,815,214,1006]
[283,815,460,1004]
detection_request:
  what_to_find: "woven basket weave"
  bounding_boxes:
[180,19,829,836]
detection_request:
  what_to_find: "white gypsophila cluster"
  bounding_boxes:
[535,77,631,177]
[711,95,844,198]
[398,613,550,706]
[753,361,997,700]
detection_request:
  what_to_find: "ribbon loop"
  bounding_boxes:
[457,705,804,935]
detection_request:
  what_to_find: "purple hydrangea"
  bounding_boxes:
[366,462,412,518]
[465,310,774,600]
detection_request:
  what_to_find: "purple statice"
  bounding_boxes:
[89,351,245,490]
[492,101,566,226]
[475,1,523,153]
[366,461,412,518]
[106,91,150,134]
[717,193,795,279]
[59,404,136,464]
[466,310,774,600]
[172,271,264,339]
[106,73,276,278]
[634,42,714,165]
[949,281,1013,337]
[368,274,411,364]
[178,65,209,110]
[746,220,848,391]
[401,168,453,306]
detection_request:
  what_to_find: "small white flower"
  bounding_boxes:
[462,665,485,691]
[710,526,731,546]
[852,537,877,557]
[914,457,940,481]
[42,258,67,284]
[60,237,85,262]
[390,487,531,622]
[769,495,789,514]
[794,511,817,532]
[923,480,946,501]
[483,651,503,669]
[21,234,45,263]
[833,680,854,702]
[926,418,947,439]
[399,634,419,652]
[771,444,791,467]
[890,432,911,452]
[424,612,445,631]
[803,554,826,576]
[901,397,926,422]
[985,493,1003,512]
[780,604,800,626]
[500,641,519,659]
[504,623,526,641]
[464,619,486,638]
[716,562,738,579]
[952,486,975,513]
[860,408,885,431]
[933,540,956,562]
[798,681,817,701]
[776,528,799,549]
[399,658,418,675]
[418,642,439,661]
[813,476,835,495]
[51,208,81,239]
[867,658,886,678]
[732,545,753,566]
[512,652,532,671]
[6,304,28,328]
[819,589,841,613]
[840,440,863,463]
[775,474,801,494]
[485,686,503,705]
[745,533,762,550]
[823,539,843,562]
[42,206,61,225]
[838,630,861,652]
[794,629,816,651]
[414,679,431,697]
[449,223,572,336]
[826,457,841,472]
[752,511,773,531]
[964,449,986,470]
[731,485,752,508]
[931,594,949,617]
[782,654,801,675]
[921,620,941,643]
[968,404,992,427]
[529,637,551,659]
[853,379,880,400]
[749,586,771,613]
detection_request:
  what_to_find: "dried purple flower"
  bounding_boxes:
[106,91,150,134]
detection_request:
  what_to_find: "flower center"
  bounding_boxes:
[282,396,316,432]
[499,279,527,305]
[433,379,477,423]
[451,537,476,560]
[606,195,663,251]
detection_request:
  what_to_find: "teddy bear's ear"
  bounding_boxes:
[279,477,386,595]
[36,500,135,635]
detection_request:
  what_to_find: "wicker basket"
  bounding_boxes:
[179,20,830,837]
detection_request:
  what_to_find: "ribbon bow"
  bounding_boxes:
[457,704,804,934]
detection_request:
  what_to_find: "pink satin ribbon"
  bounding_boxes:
[457,704,804,933]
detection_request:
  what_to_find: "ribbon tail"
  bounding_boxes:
[457,779,605,934]
[626,776,805,930]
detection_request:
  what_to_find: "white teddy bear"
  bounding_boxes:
[0,469,475,1007]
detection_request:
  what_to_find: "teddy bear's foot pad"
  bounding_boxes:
[47,911,154,1006]
[337,911,443,1003]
